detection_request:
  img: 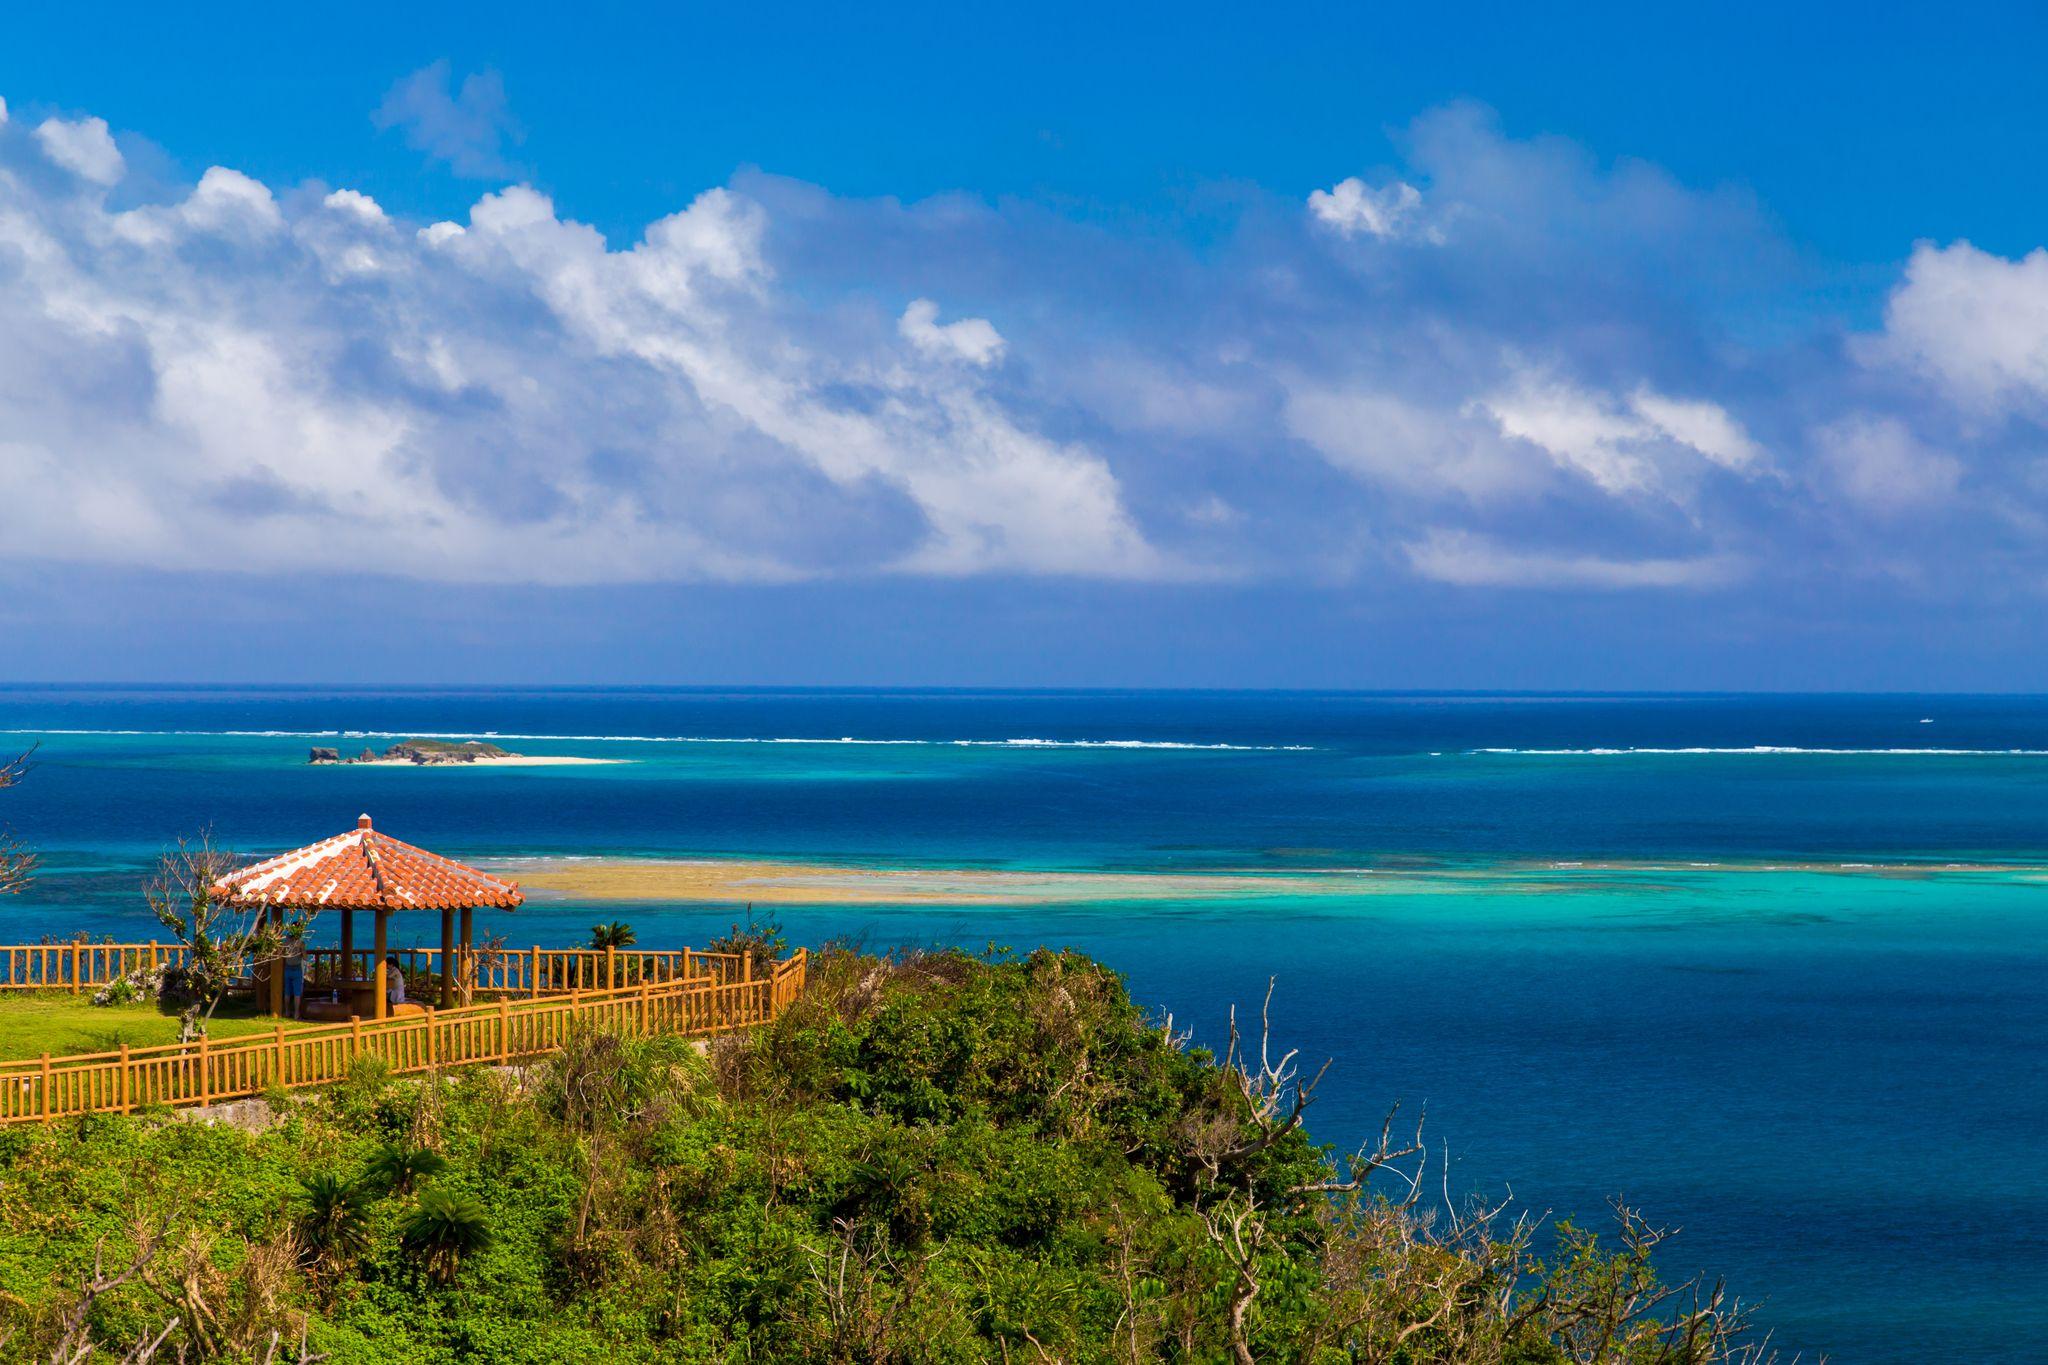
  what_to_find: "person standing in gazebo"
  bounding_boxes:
[212,814,523,1020]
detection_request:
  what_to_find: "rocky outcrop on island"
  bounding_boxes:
[309,739,516,765]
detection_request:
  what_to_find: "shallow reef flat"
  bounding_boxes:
[497,852,2046,907]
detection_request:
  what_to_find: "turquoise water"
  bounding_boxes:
[3,688,2047,1361]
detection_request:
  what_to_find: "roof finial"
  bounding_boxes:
[358,813,372,830]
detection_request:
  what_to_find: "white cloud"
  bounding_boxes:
[1283,386,1535,500]
[1875,240,2048,412]
[1405,528,1741,589]
[1479,372,1764,499]
[34,116,123,185]
[898,298,1005,366]
[1480,376,1657,494]
[323,189,388,223]
[0,97,9,127]
[1814,415,1961,516]
[1307,176,1430,241]
[0,146,1157,585]
[3,91,2036,608]
[1628,388,1763,471]
[113,166,282,245]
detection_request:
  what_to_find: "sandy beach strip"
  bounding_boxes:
[499,853,2044,907]
[501,857,1369,906]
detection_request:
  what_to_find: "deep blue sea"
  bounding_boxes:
[3,686,2045,1362]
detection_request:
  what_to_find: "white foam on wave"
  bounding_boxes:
[0,727,1309,752]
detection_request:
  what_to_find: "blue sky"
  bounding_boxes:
[5,2,2048,687]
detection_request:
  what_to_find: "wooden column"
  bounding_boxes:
[338,905,355,997]
[459,906,474,998]
[373,908,389,1021]
[439,906,455,1008]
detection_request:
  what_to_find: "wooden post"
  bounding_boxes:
[424,1006,437,1069]
[198,1036,210,1107]
[372,908,389,1021]
[439,906,455,1009]
[607,943,617,991]
[530,945,541,999]
[148,940,159,974]
[69,942,79,994]
[498,997,511,1061]
[39,1053,51,1121]
[682,947,691,981]
[118,1043,130,1113]
[460,906,474,998]
[274,1024,287,1089]
[350,1015,362,1064]
[339,905,355,1001]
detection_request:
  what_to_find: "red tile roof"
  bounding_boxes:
[213,814,523,912]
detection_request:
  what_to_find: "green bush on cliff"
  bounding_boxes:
[0,949,1776,1362]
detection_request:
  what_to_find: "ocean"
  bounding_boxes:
[2,685,2044,1362]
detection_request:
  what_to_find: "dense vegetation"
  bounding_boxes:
[0,949,1778,1362]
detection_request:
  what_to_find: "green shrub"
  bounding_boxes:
[0,949,1780,1363]
[365,1140,448,1195]
[298,1171,377,1266]
[399,1188,494,1284]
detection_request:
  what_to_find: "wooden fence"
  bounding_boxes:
[304,945,756,996]
[1,942,756,995]
[0,948,807,1125]
[0,942,192,992]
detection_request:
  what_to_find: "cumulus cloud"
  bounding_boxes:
[1874,240,2048,413]
[898,298,1005,366]
[34,115,124,184]
[373,61,523,178]
[1628,389,1763,472]
[1477,372,1765,501]
[0,137,1157,584]
[1307,177,1430,241]
[0,93,2041,605]
[111,166,282,245]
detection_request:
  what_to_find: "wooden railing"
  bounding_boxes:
[0,949,806,1125]
[1,942,192,992]
[303,946,756,997]
[0,943,758,995]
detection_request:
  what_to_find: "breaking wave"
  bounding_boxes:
[0,728,1310,752]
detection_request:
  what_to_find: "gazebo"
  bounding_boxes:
[213,814,523,1019]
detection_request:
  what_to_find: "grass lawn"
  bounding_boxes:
[0,993,303,1060]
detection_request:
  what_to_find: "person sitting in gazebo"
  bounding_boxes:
[281,936,307,1020]
[385,955,407,1011]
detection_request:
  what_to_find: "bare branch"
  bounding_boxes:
[0,745,39,896]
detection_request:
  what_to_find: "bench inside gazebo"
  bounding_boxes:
[213,814,522,1021]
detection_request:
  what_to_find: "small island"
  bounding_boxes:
[308,739,619,766]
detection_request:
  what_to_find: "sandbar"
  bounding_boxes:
[499,853,2043,908]
[502,857,1364,906]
